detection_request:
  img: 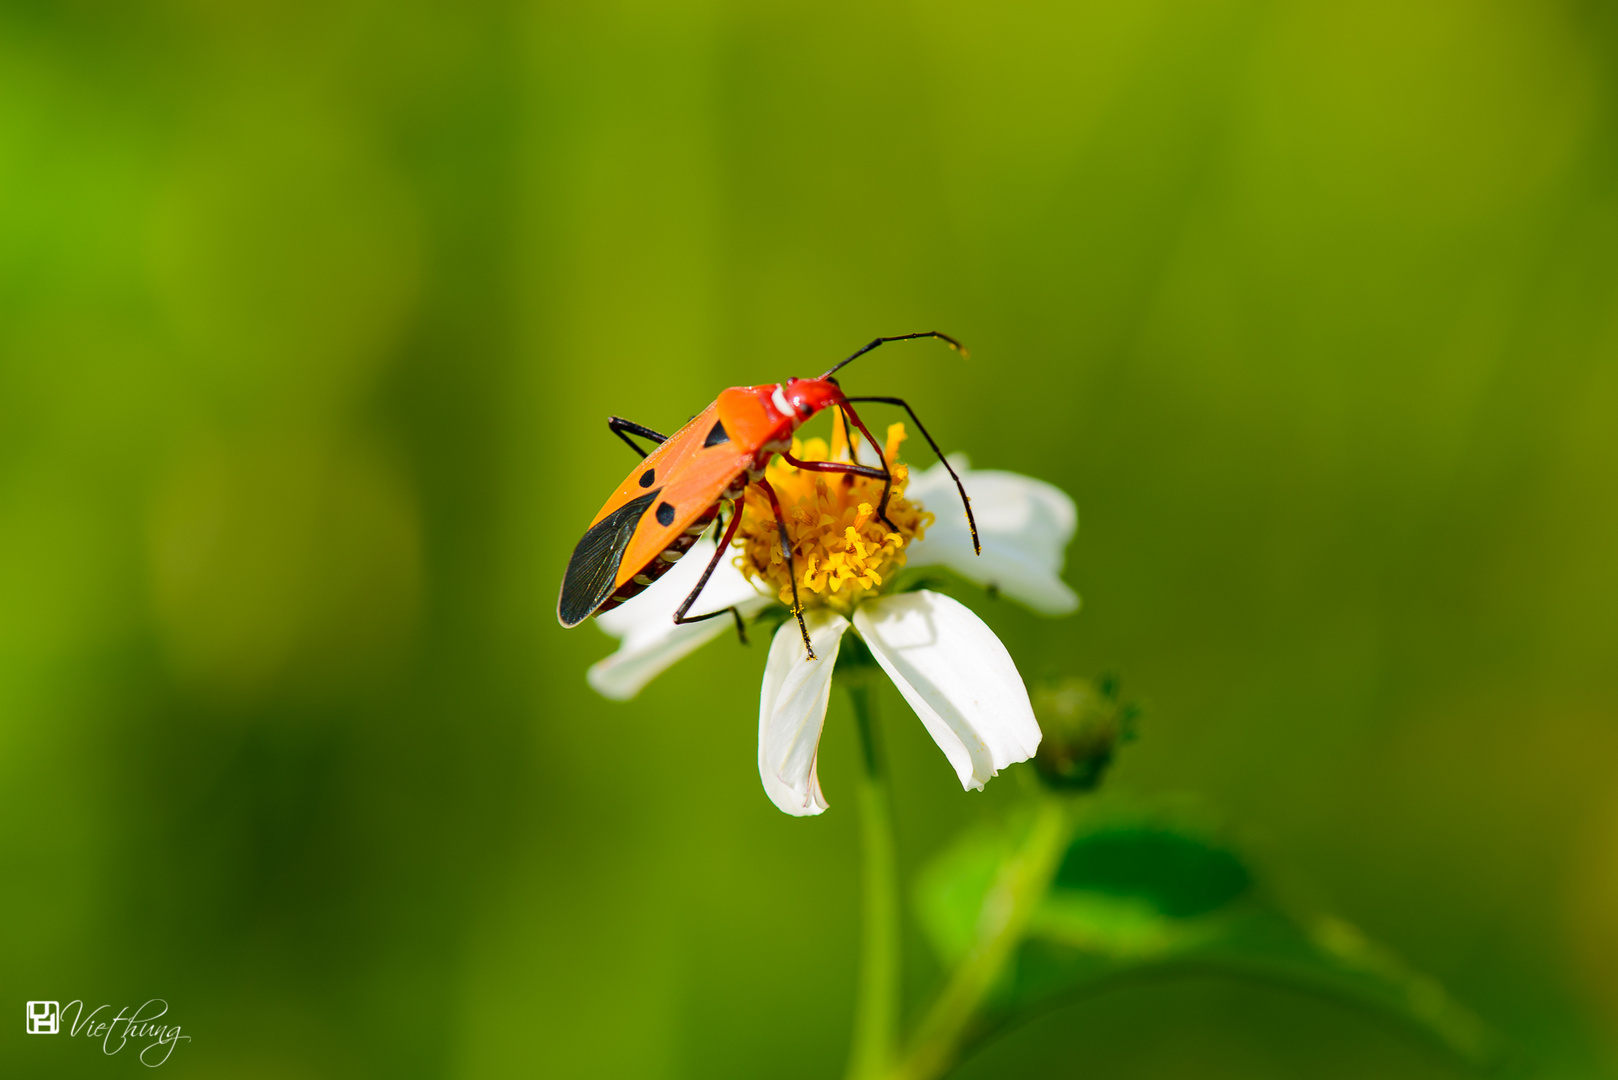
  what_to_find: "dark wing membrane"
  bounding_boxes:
[557,491,660,627]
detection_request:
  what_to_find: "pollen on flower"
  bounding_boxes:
[735,416,932,613]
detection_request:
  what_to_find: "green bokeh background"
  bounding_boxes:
[4,1,1617,1077]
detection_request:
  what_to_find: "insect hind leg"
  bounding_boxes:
[608,416,670,459]
[672,499,749,645]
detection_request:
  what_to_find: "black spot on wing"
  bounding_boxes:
[704,419,730,447]
[656,502,675,527]
[558,491,660,627]
[639,469,655,488]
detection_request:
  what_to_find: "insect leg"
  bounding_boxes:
[779,452,905,539]
[818,331,968,380]
[842,395,980,555]
[608,416,671,459]
[778,453,887,483]
[827,400,899,531]
[755,477,816,660]
[672,499,749,644]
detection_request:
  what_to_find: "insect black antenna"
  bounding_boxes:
[818,331,968,380]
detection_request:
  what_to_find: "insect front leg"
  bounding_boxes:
[777,454,888,484]
[827,400,898,532]
[607,416,671,459]
[840,395,980,556]
[777,451,904,533]
[672,499,750,644]
[755,477,816,660]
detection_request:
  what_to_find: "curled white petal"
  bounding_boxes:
[905,457,1079,615]
[852,590,1041,791]
[758,609,850,816]
[586,538,772,701]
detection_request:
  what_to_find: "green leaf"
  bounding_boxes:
[915,803,1501,1072]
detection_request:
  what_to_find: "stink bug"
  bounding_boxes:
[557,332,980,659]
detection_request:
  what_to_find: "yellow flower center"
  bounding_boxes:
[735,416,932,613]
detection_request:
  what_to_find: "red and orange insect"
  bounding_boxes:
[557,333,979,658]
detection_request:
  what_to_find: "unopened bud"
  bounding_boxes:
[1032,674,1141,792]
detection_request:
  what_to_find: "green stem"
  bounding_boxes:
[895,795,1074,1080]
[846,670,900,1080]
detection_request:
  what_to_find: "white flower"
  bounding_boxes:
[585,441,1079,816]
[905,456,1080,617]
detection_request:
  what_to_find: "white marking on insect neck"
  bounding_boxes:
[771,385,795,417]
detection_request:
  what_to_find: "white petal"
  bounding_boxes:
[586,537,772,701]
[852,590,1041,791]
[587,618,732,702]
[906,459,1079,616]
[757,609,850,816]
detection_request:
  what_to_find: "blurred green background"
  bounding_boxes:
[3,0,1617,1076]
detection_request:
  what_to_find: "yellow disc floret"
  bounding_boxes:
[735,417,931,614]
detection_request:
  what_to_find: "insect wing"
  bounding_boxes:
[557,490,660,627]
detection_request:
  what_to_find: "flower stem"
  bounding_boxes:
[846,668,900,1080]
[895,794,1073,1080]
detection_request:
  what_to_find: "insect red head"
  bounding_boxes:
[745,378,849,442]
[781,378,844,424]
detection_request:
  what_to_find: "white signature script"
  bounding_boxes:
[61,999,189,1066]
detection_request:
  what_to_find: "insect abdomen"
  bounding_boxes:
[594,506,719,615]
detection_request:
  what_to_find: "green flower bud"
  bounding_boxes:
[1032,674,1141,792]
